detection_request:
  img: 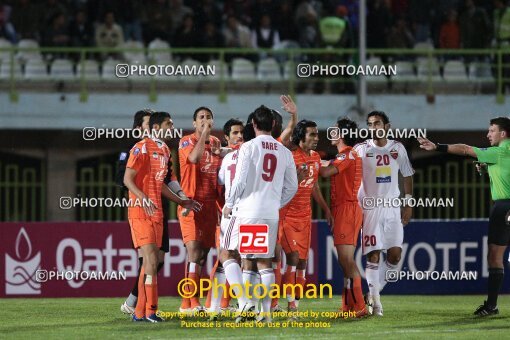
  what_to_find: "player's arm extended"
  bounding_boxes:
[312,182,334,226]
[161,184,202,211]
[279,95,298,146]
[319,163,339,178]
[417,137,476,157]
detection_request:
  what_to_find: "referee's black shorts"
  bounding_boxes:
[488,199,510,246]
[160,198,170,253]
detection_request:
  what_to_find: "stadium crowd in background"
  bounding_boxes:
[0,0,508,53]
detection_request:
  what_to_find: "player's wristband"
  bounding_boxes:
[436,143,448,152]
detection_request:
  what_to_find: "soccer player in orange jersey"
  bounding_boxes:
[124,112,200,322]
[178,107,224,314]
[270,95,298,312]
[320,117,368,317]
[279,119,333,315]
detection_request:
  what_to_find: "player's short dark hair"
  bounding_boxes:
[193,106,214,121]
[150,111,171,128]
[291,119,317,145]
[271,109,283,138]
[243,112,256,142]
[223,118,244,137]
[490,117,510,136]
[337,117,359,147]
[252,105,274,132]
[367,110,390,125]
[132,109,153,129]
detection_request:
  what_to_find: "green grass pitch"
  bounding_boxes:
[2,296,510,339]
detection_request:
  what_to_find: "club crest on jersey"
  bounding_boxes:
[133,148,140,155]
[180,140,190,149]
[337,153,346,161]
[390,149,398,160]
[153,152,158,159]
[376,166,391,183]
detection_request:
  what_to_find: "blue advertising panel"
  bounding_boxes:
[316,220,510,294]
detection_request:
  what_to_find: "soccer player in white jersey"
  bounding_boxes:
[354,111,414,316]
[220,105,298,323]
[206,118,244,318]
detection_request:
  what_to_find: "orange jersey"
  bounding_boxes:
[178,133,221,202]
[126,138,170,221]
[281,147,321,220]
[330,146,362,207]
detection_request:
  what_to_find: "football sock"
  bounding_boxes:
[487,267,504,307]
[224,259,248,306]
[145,274,158,317]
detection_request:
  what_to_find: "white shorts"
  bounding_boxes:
[361,206,403,255]
[220,215,278,259]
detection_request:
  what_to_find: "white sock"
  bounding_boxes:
[365,262,380,304]
[242,270,257,308]
[379,259,397,292]
[126,293,137,307]
[224,259,248,306]
[260,268,275,320]
[210,267,226,313]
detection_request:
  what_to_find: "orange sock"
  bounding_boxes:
[205,260,219,309]
[352,276,365,312]
[180,260,191,310]
[341,278,351,312]
[188,271,201,308]
[135,267,146,318]
[341,287,350,312]
[145,274,158,317]
[220,281,231,308]
[271,260,281,308]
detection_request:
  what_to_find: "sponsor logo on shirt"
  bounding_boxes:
[376,166,392,183]
[366,152,374,157]
[390,149,398,160]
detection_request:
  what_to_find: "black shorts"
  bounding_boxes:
[488,200,510,246]
[160,199,170,253]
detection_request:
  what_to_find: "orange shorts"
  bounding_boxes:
[279,215,312,260]
[178,202,218,248]
[129,218,163,249]
[332,202,363,245]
